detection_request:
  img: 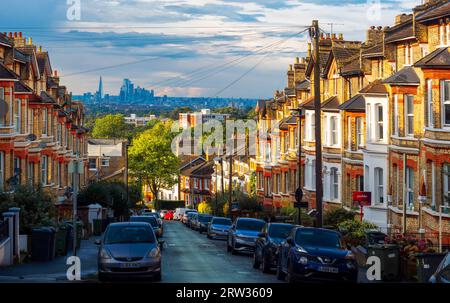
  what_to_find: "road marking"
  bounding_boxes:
[168,243,176,247]
[237,271,251,275]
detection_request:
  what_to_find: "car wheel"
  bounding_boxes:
[98,272,108,282]
[261,253,271,274]
[207,233,211,239]
[231,242,238,255]
[227,238,232,252]
[286,260,296,283]
[252,252,261,269]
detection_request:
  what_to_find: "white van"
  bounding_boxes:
[174,208,189,221]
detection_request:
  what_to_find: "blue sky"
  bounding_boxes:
[0,0,420,98]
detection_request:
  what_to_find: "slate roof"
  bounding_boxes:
[296,79,310,91]
[383,66,420,85]
[415,1,450,23]
[284,87,296,96]
[0,63,18,80]
[384,17,415,43]
[361,43,384,58]
[359,79,388,94]
[14,81,33,93]
[13,49,29,63]
[340,59,363,76]
[40,91,57,103]
[322,96,340,112]
[300,96,315,110]
[414,47,450,68]
[181,161,214,178]
[338,94,365,112]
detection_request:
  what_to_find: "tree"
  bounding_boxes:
[129,121,180,202]
[91,114,133,139]
[0,186,56,234]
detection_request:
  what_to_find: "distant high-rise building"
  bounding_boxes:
[98,76,103,99]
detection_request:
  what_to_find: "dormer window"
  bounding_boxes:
[405,95,414,136]
[376,104,384,141]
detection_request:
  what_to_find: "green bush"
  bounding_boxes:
[0,186,56,234]
[323,208,356,229]
[337,219,379,247]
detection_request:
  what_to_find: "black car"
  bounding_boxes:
[196,214,213,233]
[277,227,357,283]
[129,216,162,238]
[253,223,294,273]
[430,252,450,283]
[227,217,266,255]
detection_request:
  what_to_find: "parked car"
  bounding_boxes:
[207,217,233,240]
[143,212,163,236]
[182,210,197,225]
[164,210,174,221]
[129,216,162,238]
[429,252,450,283]
[195,214,213,233]
[159,210,168,219]
[174,208,189,221]
[189,213,199,229]
[96,222,164,281]
[276,227,357,283]
[227,217,265,255]
[253,223,294,273]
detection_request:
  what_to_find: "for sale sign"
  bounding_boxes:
[352,191,371,206]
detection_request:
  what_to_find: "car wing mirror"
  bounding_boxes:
[94,239,101,245]
[258,232,265,238]
[286,237,293,245]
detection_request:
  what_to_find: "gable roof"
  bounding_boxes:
[415,0,450,23]
[284,87,296,97]
[384,16,415,44]
[383,66,420,85]
[338,94,365,112]
[0,62,19,80]
[296,79,310,91]
[40,91,57,103]
[14,81,33,94]
[36,52,52,76]
[414,47,450,68]
[322,96,340,112]
[0,33,12,47]
[359,79,388,95]
[181,161,214,177]
[361,43,384,58]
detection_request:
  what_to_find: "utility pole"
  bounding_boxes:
[312,20,323,228]
[228,153,233,219]
[292,108,303,226]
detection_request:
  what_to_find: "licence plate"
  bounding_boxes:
[120,262,141,268]
[318,266,338,273]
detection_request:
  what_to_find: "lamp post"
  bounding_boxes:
[291,107,304,225]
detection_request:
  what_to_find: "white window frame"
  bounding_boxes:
[330,167,339,200]
[376,104,384,141]
[311,160,316,190]
[405,95,414,136]
[406,167,414,210]
[101,158,110,167]
[42,108,48,136]
[440,24,446,46]
[41,155,48,186]
[88,158,97,170]
[443,164,450,206]
[310,113,315,142]
[27,161,33,186]
[347,118,352,151]
[330,116,338,146]
[394,94,399,135]
[431,161,436,209]
[0,88,5,127]
[14,98,21,133]
[405,43,412,66]
[356,117,364,149]
[442,80,450,127]
[427,79,433,128]
[374,167,384,205]
[0,152,4,191]
[366,104,371,142]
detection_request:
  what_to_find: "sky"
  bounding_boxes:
[0,0,421,98]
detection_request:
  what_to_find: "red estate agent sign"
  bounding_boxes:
[352,191,372,222]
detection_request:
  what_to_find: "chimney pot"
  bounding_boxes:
[331,33,337,40]
[296,57,299,64]
[326,33,331,39]
[54,70,58,77]
[8,32,12,38]
[19,32,22,38]
[14,32,17,38]
[28,37,33,45]
[38,46,42,52]
[338,33,344,40]
[289,64,293,71]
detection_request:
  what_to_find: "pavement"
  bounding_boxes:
[0,236,100,283]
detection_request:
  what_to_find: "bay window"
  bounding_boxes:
[14,99,21,133]
[330,116,338,146]
[394,94,399,135]
[347,118,352,151]
[330,168,339,200]
[42,108,48,135]
[0,88,5,126]
[444,164,450,206]
[356,117,363,149]
[406,167,414,210]
[41,155,48,186]
[0,152,4,191]
[374,167,384,204]
[310,113,315,141]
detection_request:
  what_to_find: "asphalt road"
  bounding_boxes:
[161,220,281,283]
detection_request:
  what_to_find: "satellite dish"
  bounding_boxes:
[26,134,37,141]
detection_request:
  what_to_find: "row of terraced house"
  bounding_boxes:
[0,32,89,218]
[255,0,450,238]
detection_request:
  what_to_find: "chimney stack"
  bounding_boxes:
[338,33,344,40]
[28,37,33,45]
[331,33,337,40]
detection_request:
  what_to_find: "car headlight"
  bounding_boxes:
[295,246,308,254]
[298,256,308,265]
[100,248,112,259]
[148,247,160,258]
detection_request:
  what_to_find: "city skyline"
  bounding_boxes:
[0,0,421,98]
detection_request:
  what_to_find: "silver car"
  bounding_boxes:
[96,222,164,281]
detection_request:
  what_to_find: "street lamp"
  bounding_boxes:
[291,107,304,225]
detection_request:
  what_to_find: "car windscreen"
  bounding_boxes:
[269,225,293,239]
[212,218,232,225]
[130,216,158,227]
[104,226,155,244]
[236,220,265,231]
[198,215,213,223]
[295,229,343,249]
[149,213,161,218]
